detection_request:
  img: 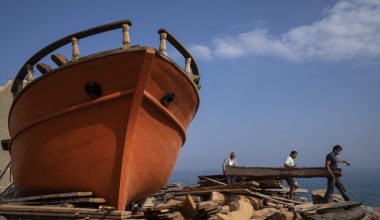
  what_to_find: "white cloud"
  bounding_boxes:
[214,30,300,61]
[208,0,380,62]
[189,45,212,60]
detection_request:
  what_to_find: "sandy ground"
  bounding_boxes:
[0,81,13,188]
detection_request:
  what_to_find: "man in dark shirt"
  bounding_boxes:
[324,145,351,202]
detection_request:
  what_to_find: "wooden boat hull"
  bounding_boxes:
[9,48,199,210]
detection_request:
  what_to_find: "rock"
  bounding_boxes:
[306,206,363,220]
[229,200,240,212]
[372,207,380,217]
[220,205,230,214]
[216,196,253,220]
[248,196,263,210]
[311,189,344,204]
[361,212,380,220]
[250,208,279,220]
[360,206,380,220]
[210,191,226,203]
[265,211,302,220]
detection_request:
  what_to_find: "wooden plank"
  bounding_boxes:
[199,176,227,185]
[224,166,342,178]
[0,204,131,218]
[245,190,303,205]
[0,210,130,220]
[171,186,250,196]
[0,192,93,203]
[6,197,106,205]
[181,194,197,218]
[260,187,308,193]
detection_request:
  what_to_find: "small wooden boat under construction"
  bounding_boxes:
[7,20,200,210]
[224,166,342,179]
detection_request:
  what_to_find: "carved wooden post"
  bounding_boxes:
[26,64,34,82]
[185,57,191,75]
[71,37,80,62]
[159,32,168,56]
[122,24,130,49]
[13,79,23,98]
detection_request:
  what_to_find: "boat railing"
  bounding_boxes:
[157,29,200,86]
[11,20,200,96]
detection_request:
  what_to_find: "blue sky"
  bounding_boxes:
[1,0,379,170]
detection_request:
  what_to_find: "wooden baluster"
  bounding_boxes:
[26,64,34,82]
[159,32,168,56]
[13,79,23,98]
[122,24,130,49]
[185,57,192,75]
[71,37,80,62]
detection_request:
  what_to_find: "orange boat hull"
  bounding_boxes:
[9,48,199,210]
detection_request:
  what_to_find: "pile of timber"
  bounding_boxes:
[133,173,376,220]
[0,191,136,219]
[0,172,378,220]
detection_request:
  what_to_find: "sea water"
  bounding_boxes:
[168,168,380,206]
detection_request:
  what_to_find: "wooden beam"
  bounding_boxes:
[0,204,131,219]
[5,197,107,206]
[224,166,342,178]
[0,192,93,203]
[260,187,308,194]
[199,176,227,186]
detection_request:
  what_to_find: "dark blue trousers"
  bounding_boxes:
[324,176,350,202]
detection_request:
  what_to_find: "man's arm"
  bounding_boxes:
[325,159,335,179]
[222,158,229,173]
[233,159,237,166]
[337,158,350,166]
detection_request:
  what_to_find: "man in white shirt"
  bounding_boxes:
[223,152,237,184]
[284,151,299,199]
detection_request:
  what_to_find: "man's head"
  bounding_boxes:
[332,145,343,155]
[290,151,298,159]
[230,152,236,159]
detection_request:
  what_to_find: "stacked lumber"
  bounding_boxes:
[130,175,372,220]
[0,192,106,207]
[0,175,376,219]
[0,191,134,219]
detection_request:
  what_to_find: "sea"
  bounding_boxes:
[168,168,380,206]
